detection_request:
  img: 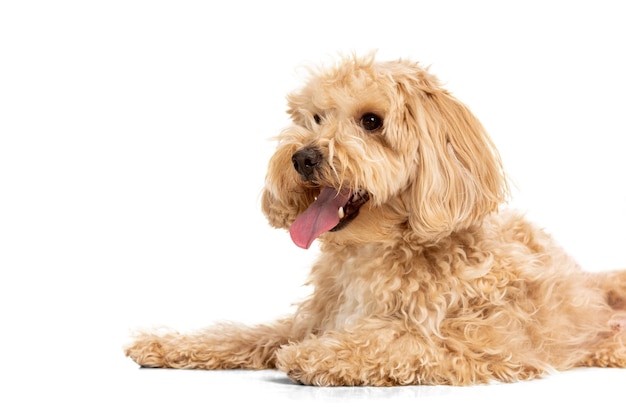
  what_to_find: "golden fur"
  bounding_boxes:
[125,54,626,386]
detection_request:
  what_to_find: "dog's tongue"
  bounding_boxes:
[289,187,350,249]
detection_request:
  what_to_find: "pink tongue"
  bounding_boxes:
[289,187,351,249]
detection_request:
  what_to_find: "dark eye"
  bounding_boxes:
[360,113,383,131]
[313,114,321,124]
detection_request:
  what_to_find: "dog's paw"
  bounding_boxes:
[124,335,164,367]
[124,331,175,368]
[275,343,329,385]
[275,342,369,386]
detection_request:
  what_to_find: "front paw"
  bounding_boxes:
[275,342,362,386]
[125,329,187,368]
[125,332,168,368]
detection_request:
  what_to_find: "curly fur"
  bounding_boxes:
[125,53,626,386]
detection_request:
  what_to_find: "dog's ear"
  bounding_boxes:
[394,74,509,242]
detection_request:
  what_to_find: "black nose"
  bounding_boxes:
[292,147,322,180]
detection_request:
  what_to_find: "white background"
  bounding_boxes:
[1,1,625,416]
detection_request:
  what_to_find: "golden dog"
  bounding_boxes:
[126,54,626,386]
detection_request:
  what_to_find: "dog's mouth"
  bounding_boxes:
[289,187,370,249]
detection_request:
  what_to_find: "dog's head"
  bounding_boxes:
[262,54,508,249]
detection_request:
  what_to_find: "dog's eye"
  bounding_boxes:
[360,113,383,131]
[313,114,321,125]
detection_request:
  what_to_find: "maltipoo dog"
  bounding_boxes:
[126,54,626,386]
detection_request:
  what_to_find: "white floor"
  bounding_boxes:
[9,359,625,417]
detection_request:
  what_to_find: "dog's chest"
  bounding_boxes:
[325,245,385,329]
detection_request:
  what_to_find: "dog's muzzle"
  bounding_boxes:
[288,146,371,249]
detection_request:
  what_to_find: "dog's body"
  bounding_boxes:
[126,55,626,386]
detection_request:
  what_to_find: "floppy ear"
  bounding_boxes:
[399,80,509,242]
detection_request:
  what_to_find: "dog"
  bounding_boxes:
[125,54,626,386]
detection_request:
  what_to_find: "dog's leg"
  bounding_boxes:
[578,329,626,368]
[576,269,626,368]
[275,327,546,386]
[125,318,294,370]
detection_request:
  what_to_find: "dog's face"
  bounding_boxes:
[262,55,508,248]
